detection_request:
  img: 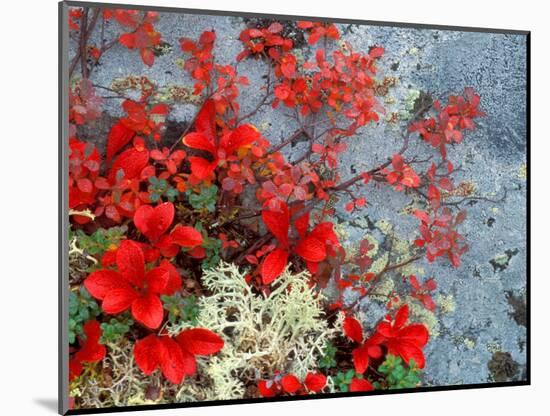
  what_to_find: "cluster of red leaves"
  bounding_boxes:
[237,22,293,62]
[180,32,250,119]
[409,88,485,159]
[68,13,486,396]
[257,161,329,203]
[179,31,216,95]
[134,328,223,384]
[296,21,340,45]
[69,320,106,380]
[424,160,455,207]
[260,200,341,284]
[84,240,182,329]
[69,138,101,223]
[68,7,83,31]
[258,372,327,397]
[104,9,162,66]
[409,275,437,311]
[69,79,103,125]
[414,207,468,268]
[181,100,267,188]
[273,42,384,129]
[344,304,429,371]
[382,154,421,191]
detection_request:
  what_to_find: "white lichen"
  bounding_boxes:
[168,262,337,400]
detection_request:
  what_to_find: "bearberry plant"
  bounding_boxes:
[67,6,491,409]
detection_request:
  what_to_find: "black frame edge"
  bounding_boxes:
[59,1,70,415]
[63,0,530,35]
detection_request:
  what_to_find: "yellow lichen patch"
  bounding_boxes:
[436,294,456,314]
[369,252,389,275]
[463,338,476,349]
[517,163,527,180]
[370,276,395,302]
[376,219,393,234]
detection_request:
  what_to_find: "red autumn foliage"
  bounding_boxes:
[106,10,163,66]
[409,275,437,311]
[260,200,341,284]
[297,21,340,45]
[409,88,485,159]
[134,328,224,384]
[343,315,384,374]
[84,240,181,329]
[237,22,293,62]
[414,207,468,267]
[182,100,262,182]
[69,320,106,381]
[383,154,421,190]
[376,305,430,369]
[67,9,488,401]
[258,372,327,397]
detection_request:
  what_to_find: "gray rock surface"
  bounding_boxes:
[70,10,527,386]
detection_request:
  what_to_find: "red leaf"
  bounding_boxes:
[116,240,145,285]
[84,270,126,300]
[102,286,138,314]
[369,46,385,59]
[170,225,203,247]
[295,235,326,262]
[350,377,374,392]
[140,48,155,67]
[309,222,339,247]
[222,124,260,154]
[182,132,216,155]
[304,372,326,393]
[131,293,164,329]
[262,202,290,246]
[392,341,426,369]
[134,202,175,241]
[176,328,224,356]
[108,147,149,183]
[281,374,302,394]
[343,316,363,344]
[261,248,289,285]
[394,305,409,329]
[258,380,277,397]
[194,99,217,141]
[352,345,370,374]
[144,267,169,293]
[180,347,198,376]
[159,259,182,295]
[188,156,217,179]
[134,334,161,375]
[119,32,135,48]
[294,211,310,239]
[106,121,134,161]
[75,320,106,362]
[398,324,429,347]
[158,336,185,384]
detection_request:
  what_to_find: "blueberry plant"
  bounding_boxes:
[67,7,489,409]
